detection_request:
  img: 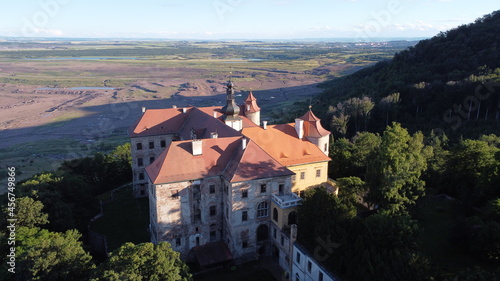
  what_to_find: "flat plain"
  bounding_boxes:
[0,40,414,186]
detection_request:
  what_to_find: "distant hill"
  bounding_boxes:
[316,10,500,139]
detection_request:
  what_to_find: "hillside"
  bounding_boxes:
[316,10,500,140]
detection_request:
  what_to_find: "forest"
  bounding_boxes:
[294,10,500,281]
[298,124,500,281]
[276,11,500,142]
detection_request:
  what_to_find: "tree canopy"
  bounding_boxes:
[366,123,430,214]
[91,242,192,281]
[15,227,95,281]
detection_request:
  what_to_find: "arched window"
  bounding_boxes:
[257,201,269,218]
[257,224,269,241]
[273,208,278,222]
[288,211,297,225]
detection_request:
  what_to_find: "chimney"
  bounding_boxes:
[192,140,202,156]
[242,138,247,150]
[295,119,304,139]
[262,120,268,130]
[182,108,187,114]
[172,105,177,108]
[213,111,218,118]
[141,107,146,114]
[210,132,218,139]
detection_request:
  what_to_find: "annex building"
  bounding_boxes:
[129,81,337,277]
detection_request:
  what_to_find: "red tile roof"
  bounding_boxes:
[193,241,233,267]
[223,139,294,182]
[130,106,258,139]
[244,91,260,113]
[129,108,189,138]
[178,107,241,140]
[146,136,293,184]
[299,109,331,138]
[146,137,241,184]
[242,124,331,167]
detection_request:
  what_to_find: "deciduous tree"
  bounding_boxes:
[367,123,429,214]
[16,227,94,281]
[91,242,192,281]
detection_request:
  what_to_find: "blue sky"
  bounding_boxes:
[0,0,498,39]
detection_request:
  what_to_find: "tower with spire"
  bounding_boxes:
[221,80,243,130]
[243,90,261,126]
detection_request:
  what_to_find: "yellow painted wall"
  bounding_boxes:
[288,161,329,194]
[270,200,298,230]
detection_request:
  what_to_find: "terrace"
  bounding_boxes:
[271,192,302,209]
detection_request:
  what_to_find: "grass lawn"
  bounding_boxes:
[90,185,150,252]
[194,261,277,281]
[418,197,492,275]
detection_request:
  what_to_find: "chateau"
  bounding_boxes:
[129,81,336,277]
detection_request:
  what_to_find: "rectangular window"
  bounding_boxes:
[300,171,305,180]
[260,184,266,193]
[242,189,248,198]
[175,237,181,247]
[316,169,321,178]
[161,140,166,148]
[149,141,154,149]
[319,272,324,281]
[242,240,248,248]
[280,235,284,246]
[137,158,143,167]
[307,261,312,273]
[257,202,269,218]
[209,185,216,194]
[273,228,277,239]
[149,156,155,164]
[242,211,248,221]
[138,172,144,180]
[296,252,301,263]
[136,143,142,150]
[226,207,229,219]
[291,175,296,182]
[324,143,328,152]
[210,231,216,242]
[279,184,284,194]
[210,206,216,216]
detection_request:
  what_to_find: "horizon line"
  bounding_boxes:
[0,36,429,43]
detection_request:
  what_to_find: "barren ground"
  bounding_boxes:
[0,40,409,186]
